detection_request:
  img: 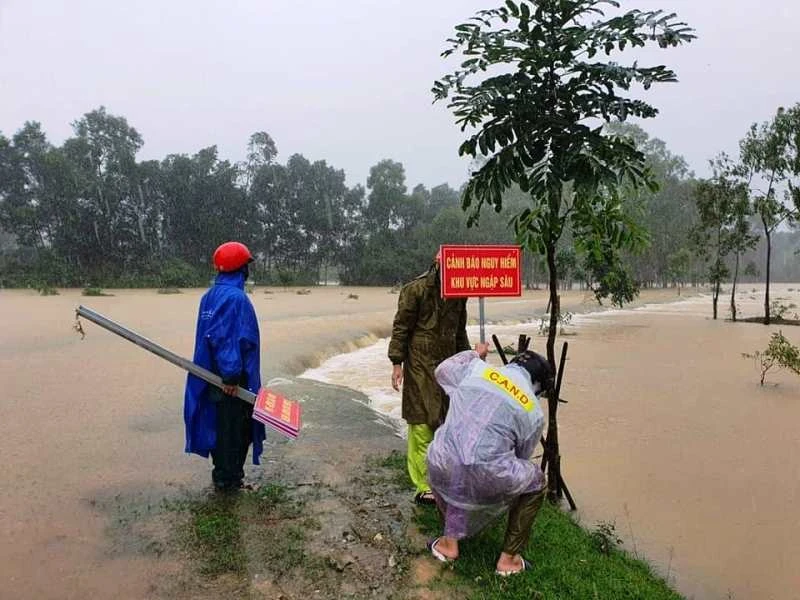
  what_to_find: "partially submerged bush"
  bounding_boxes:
[38,285,59,296]
[590,521,623,555]
[157,287,182,295]
[770,299,792,320]
[82,287,113,297]
[743,331,800,385]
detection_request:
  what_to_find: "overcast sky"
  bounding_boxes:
[1,1,799,190]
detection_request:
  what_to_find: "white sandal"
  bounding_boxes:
[495,557,532,577]
[427,537,453,563]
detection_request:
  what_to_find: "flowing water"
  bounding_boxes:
[1,284,798,599]
[301,286,800,600]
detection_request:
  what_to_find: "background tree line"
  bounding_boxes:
[690,104,800,323]
[0,107,533,288]
[0,106,798,290]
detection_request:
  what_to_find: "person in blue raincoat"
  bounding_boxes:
[184,241,266,491]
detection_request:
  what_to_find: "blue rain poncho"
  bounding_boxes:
[183,271,266,463]
[427,350,546,537]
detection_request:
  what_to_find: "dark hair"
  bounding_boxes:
[510,351,554,389]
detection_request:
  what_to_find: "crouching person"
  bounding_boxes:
[425,344,553,576]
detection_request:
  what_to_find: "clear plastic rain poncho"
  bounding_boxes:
[427,350,546,538]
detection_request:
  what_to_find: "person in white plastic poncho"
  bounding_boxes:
[425,343,553,576]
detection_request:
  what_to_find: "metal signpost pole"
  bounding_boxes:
[75,305,257,404]
[478,297,486,343]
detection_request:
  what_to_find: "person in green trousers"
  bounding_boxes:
[388,253,470,505]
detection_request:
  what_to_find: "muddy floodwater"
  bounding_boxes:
[1,284,798,599]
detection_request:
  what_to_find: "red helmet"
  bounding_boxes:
[213,241,254,272]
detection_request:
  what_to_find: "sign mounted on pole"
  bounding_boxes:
[439,244,523,344]
[440,245,522,298]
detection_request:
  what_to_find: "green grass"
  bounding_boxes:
[415,503,681,599]
[377,449,414,488]
[253,482,289,504]
[164,484,290,578]
[373,447,681,600]
[357,450,415,492]
[244,482,306,518]
[164,482,302,579]
[188,494,247,576]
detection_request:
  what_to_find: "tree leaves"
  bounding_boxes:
[433,0,694,313]
[505,0,519,18]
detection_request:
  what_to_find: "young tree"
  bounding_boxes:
[727,194,758,322]
[739,105,800,324]
[691,156,753,320]
[743,331,800,386]
[434,0,694,501]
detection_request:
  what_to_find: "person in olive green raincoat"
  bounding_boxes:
[389,255,470,505]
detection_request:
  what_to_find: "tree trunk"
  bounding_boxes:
[713,225,721,320]
[136,184,148,246]
[544,241,561,502]
[731,253,740,322]
[764,223,771,325]
[712,278,719,320]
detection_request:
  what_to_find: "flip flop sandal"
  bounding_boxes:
[427,537,453,563]
[495,557,532,577]
[414,491,437,506]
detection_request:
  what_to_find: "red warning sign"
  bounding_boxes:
[440,245,522,298]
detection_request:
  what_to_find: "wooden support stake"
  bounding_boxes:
[543,341,577,510]
[492,334,508,365]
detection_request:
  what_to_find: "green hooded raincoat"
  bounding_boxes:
[388,265,470,426]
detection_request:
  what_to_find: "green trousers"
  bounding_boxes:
[407,424,434,494]
[502,487,546,555]
[209,387,253,490]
